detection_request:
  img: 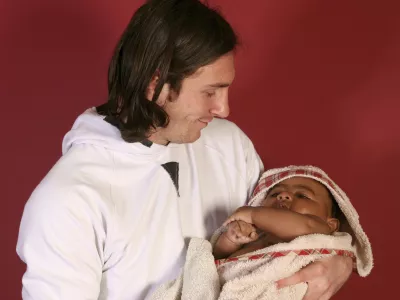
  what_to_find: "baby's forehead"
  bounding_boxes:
[267,176,331,198]
[270,177,323,189]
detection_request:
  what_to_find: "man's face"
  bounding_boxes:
[149,52,235,144]
[262,177,334,221]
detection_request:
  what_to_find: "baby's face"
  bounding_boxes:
[262,177,333,221]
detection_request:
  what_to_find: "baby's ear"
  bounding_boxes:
[327,218,340,233]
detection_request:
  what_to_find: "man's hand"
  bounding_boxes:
[223,206,256,226]
[276,255,353,300]
[225,220,258,245]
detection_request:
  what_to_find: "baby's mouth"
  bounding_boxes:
[277,202,289,210]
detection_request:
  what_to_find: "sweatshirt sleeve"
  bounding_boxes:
[242,132,264,200]
[246,140,264,199]
[16,188,105,300]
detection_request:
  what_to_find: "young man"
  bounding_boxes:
[16,0,353,299]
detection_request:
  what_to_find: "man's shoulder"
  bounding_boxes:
[193,118,255,160]
[25,147,115,214]
[201,118,248,142]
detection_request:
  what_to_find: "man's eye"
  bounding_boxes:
[206,92,215,98]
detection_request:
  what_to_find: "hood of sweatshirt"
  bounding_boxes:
[62,107,169,156]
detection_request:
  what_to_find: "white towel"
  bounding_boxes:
[148,237,220,300]
[150,233,355,300]
[149,165,373,299]
[216,232,354,300]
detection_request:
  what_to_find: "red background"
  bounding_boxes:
[2,0,399,298]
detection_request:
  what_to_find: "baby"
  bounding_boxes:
[213,176,341,259]
[150,166,373,300]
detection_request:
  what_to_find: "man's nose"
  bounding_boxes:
[210,91,230,118]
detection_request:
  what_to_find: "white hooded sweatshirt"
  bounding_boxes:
[16,108,263,300]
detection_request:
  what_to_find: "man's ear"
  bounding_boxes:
[327,217,340,233]
[146,74,170,106]
[146,74,159,102]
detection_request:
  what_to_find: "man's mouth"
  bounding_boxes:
[199,117,213,123]
[198,118,213,127]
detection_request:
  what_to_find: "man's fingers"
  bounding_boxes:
[301,282,322,300]
[276,272,305,289]
[303,287,330,300]
[277,256,351,299]
[277,259,328,289]
[279,276,329,300]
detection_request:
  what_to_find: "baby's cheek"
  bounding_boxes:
[261,198,276,207]
[291,203,311,214]
[293,207,308,214]
[294,203,321,216]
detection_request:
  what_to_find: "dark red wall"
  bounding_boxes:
[2,0,399,298]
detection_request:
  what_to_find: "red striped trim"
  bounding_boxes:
[251,169,340,200]
[215,248,355,267]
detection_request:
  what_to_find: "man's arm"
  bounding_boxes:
[277,255,353,300]
[16,189,104,299]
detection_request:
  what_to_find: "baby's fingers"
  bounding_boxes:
[223,216,237,227]
[249,231,258,240]
[222,219,231,227]
[236,234,257,244]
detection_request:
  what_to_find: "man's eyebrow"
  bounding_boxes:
[205,82,231,88]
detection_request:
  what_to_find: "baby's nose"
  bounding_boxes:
[277,192,292,201]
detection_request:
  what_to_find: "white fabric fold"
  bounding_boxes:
[150,233,355,300]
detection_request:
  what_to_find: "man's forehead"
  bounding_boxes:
[188,53,235,84]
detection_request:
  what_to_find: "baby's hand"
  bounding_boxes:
[223,206,256,226]
[225,220,258,245]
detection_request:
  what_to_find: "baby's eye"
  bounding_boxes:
[297,193,310,199]
[269,192,279,197]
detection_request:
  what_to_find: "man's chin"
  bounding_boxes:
[183,131,202,144]
[169,132,201,144]
[186,135,201,144]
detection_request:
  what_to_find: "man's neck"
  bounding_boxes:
[147,130,169,146]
